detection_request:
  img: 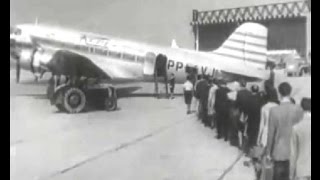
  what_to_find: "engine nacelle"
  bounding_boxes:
[32,48,53,74]
[13,48,34,71]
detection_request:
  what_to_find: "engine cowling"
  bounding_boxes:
[32,48,53,74]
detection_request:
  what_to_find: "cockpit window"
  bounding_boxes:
[15,29,22,35]
[10,27,21,35]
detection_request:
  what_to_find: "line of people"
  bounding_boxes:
[182,74,311,180]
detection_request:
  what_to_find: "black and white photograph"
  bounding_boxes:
[10,0,311,179]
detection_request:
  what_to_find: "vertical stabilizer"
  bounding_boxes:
[214,23,268,69]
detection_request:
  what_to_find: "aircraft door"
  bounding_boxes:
[155,54,168,77]
[143,52,156,75]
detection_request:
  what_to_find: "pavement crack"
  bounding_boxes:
[10,139,25,146]
[41,120,184,180]
[217,152,244,180]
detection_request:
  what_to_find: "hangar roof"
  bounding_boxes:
[191,0,310,25]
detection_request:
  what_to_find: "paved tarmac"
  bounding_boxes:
[11,70,281,180]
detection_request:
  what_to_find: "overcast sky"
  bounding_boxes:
[10,0,298,49]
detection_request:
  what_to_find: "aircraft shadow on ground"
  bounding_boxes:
[18,80,49,86]
[16,86,183,99]
[15,94,48,99]
[116,86,183,98]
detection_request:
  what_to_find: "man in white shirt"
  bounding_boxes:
[183,75,194,114]
[207,79,218,128]
[290,98,311,180]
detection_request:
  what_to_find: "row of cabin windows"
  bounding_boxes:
[35,37,146,63]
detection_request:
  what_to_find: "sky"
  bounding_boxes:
[10,0,298,49]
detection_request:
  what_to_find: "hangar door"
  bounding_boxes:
[198,18,307,57]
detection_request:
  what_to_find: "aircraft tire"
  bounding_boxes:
[56,104,66,112]
[62,87,86,114]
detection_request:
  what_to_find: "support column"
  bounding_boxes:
[192,10,199,51]
[306,12,311,59]
[154,70,159,98]
[195,25,199,51]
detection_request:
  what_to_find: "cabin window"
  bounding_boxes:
[137,56,145,63]
[79,45,88,52]
[65,42,72,49]
[14,28,21,35]
[59,42,66,48]
[122,53,135,61]
[74,44,81,50]
[104,49,109,56]
[95,48,105,55]
[109,50,121,59]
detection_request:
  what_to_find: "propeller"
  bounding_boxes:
[10,26,21,83]
[10,43,21,83]
[16,57,21,83]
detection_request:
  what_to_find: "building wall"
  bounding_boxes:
[198,18,307,57]
[307,13,311,57]
[11,0,300,49]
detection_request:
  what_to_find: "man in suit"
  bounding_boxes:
[247,85,263,149]
[195,75,210,125]
[290,98,311,180]
[194,75,204,119]
[168,73,176,99]
[266,82,304,180]
[214,80,230,140]
[235,79,252,152]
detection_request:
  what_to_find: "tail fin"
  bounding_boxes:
[171,39,179,48]
[214,23,268,69]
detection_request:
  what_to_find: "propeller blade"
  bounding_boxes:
[16,58,20,83]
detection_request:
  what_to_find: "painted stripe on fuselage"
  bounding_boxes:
[213,52,266,65]
[221,45,267,57]
[234,32,267,40]
[228,33,266,47]
[227,38,266,48]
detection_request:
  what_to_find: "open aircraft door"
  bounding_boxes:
[143,52,157,76]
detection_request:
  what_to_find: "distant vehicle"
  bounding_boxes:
[286,58,311,77]
[267,49,311,77]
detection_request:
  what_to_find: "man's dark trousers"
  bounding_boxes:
[216,110,228,139]
[200,99,208,126]
[273,161,289,180]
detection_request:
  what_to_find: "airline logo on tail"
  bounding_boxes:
[214,23,268,70]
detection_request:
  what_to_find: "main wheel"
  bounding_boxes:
[62,87,86,113]
[56,104,66,112]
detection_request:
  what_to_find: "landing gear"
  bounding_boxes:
[48,76,117,113]
[104,87,117,111]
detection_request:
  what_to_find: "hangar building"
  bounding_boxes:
[191,0,311,58]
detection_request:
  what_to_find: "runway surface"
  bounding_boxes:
[11,70,311,180]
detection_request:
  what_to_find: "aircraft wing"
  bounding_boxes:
[41,49,143,82]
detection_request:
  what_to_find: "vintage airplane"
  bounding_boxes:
[10,22,270,113]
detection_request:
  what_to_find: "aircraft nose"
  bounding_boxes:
[10,38,16,49]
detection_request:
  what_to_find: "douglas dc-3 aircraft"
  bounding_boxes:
[10,22,270,113]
